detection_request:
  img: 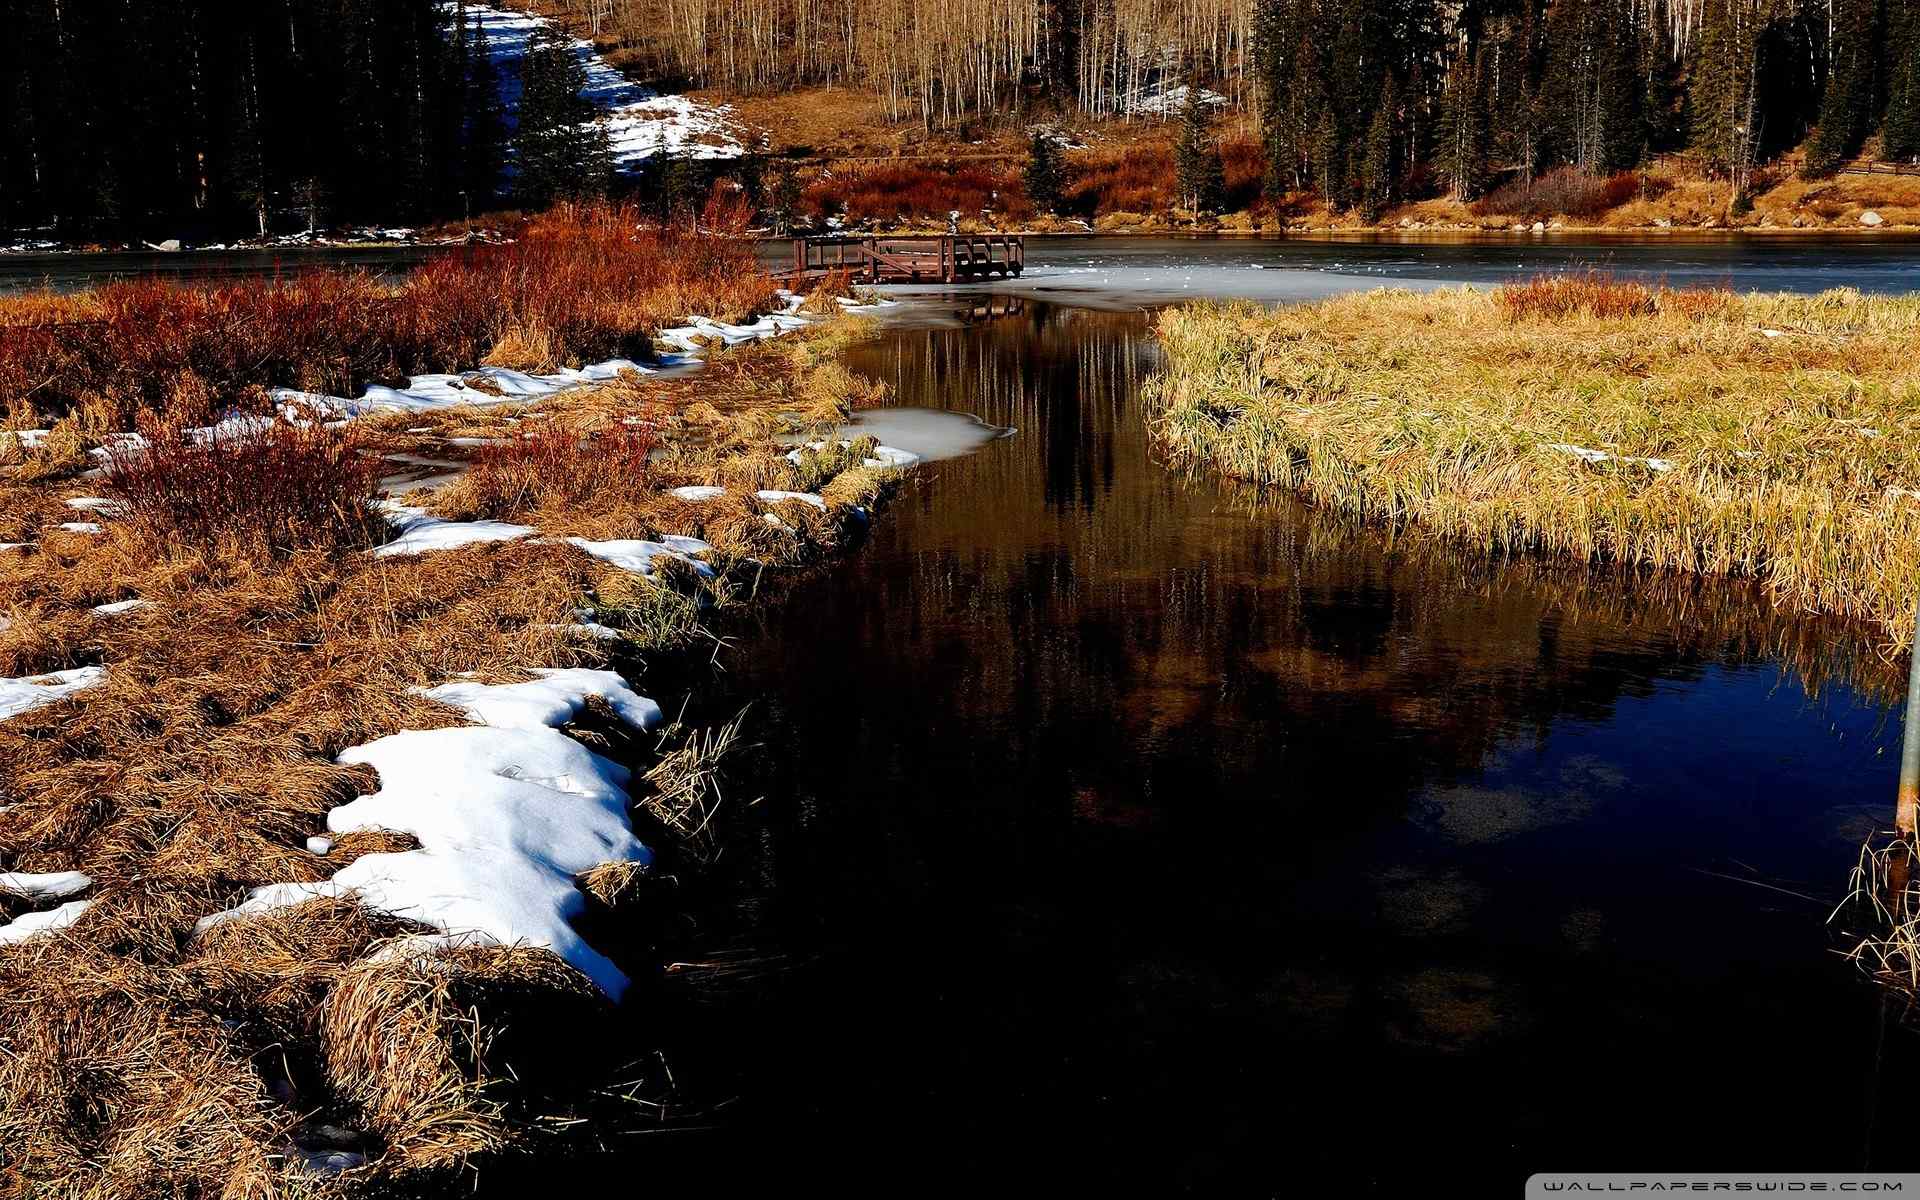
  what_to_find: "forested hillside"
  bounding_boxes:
[0,1,509,239]
[3,0,1918,239]
[548,0,1919,210]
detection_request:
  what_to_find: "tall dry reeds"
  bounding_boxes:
[0,202,781,432]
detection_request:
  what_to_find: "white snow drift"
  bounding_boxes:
[0,666,106,722]
[197,668,661,999]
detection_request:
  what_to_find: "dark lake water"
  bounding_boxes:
[528,295,1920,1193]
[9,230,1916,295]
[0,245,433,293]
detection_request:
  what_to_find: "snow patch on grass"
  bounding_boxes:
[565,535,714,578]
[0,666,105,721]
[197,668,660,998]
[0,871,94,900]
[373,503,535,558]
[0,900,92,946]
[756,490,827,510]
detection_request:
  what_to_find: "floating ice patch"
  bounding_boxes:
[373,503,535,558]
[199,669,659,998]
[0,871,93,900]
[565,536,715,578]
[668,485,727,502]
[0,666,105,721]
[846,408,1013,463]
[0,899,92,945]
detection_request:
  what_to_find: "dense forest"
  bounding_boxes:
[0,1,523,239]
[3,0,1918,238]
[555,0,1920,205]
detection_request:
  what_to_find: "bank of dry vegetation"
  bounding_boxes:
[0,202,781,434]
[1147,276,1920,648]
[0,286,898,1193]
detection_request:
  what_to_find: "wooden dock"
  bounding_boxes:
[785,235,1024,285]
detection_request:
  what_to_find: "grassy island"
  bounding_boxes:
[1147,276,1920,648]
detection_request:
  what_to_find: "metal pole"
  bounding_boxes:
[1900,592,1920,839]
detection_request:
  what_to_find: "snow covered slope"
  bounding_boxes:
[465,4,746,172]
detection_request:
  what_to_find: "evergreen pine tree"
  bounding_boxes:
[765,158,803,234]
[1359,78,1396,220]
[465,15,507,205]
[514,25,610,208]
[1173,86,1226,216]
[1886,0,1920,160]
[1437,48,1489,201]
[1312,105,1346,208]
[1806,0,1881,175]
[1023,131,1066,214]
[222,53,271,238]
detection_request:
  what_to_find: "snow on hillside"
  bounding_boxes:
[464,4,745,171]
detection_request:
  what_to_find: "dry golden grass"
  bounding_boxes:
[1148,283,1920,649]
[0,318,903,1195]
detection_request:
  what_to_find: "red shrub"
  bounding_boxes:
[1472,167,1641,219]
[1065,143,1174,215]
[1219,136,1269,212]
[103,417,383,555]
[1496,269,1731,321]
[802,163,1031,224]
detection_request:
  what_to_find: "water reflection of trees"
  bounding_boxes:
[812,303,1900,844]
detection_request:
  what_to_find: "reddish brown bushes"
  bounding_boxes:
[802,162,1031,224]
[1472,167,1640,220]
[1219,136,1269,212]
[0,203,780,430]
[102,417,384,556]
[1065,142,1173,215]
[1495,269,1732,321]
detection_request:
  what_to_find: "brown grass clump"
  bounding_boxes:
[320,941,608,1173]
[1149,284,1920,647]
[438,421,660,524]
[799,268,856,314]
[103,418,385,558]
